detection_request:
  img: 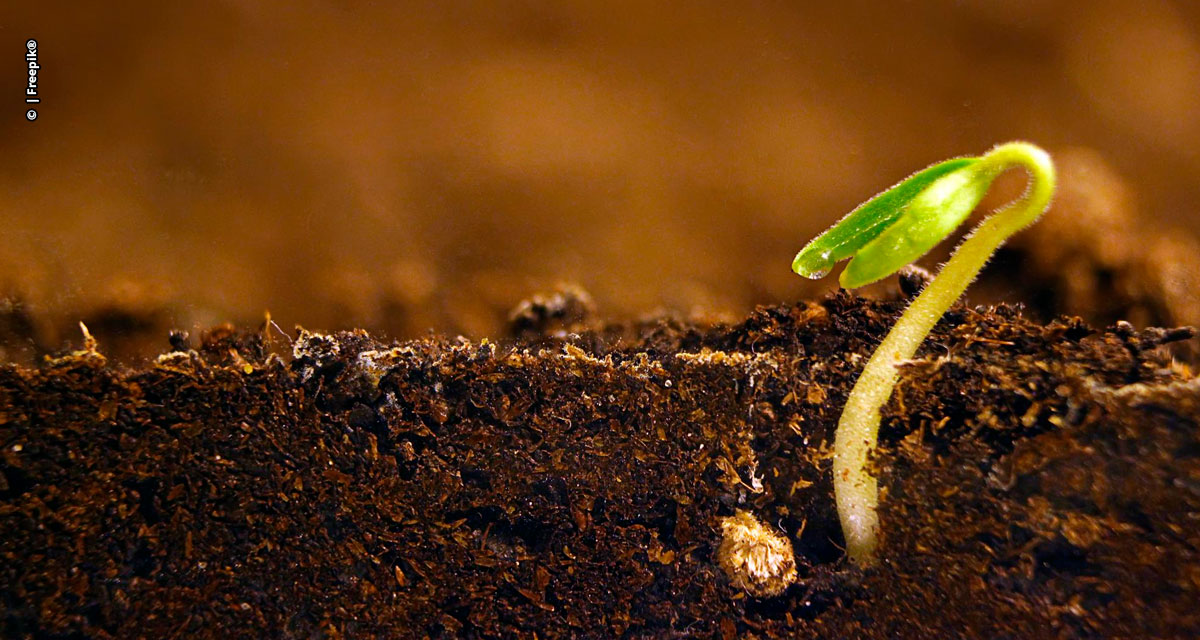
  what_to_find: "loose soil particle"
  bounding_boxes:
[1,293,1197,638]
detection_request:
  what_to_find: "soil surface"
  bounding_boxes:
[2,291,1197,638]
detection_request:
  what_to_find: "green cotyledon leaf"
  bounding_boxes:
[792,156,979,281]
[839,162,998,288]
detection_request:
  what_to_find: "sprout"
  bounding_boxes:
[793,142,1057,565]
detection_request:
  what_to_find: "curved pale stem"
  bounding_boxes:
[834,142,1056,565]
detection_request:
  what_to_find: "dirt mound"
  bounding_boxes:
[1,295,1197,638]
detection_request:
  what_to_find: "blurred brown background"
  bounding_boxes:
[3,0,1199,359]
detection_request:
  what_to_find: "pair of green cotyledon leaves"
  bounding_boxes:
[792,155,1001,288]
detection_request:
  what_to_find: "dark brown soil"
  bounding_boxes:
[1,293,1197,638]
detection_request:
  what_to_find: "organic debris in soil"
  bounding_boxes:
[1,293,1197,638]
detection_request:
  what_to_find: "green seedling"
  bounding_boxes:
[793,142,1056,565]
